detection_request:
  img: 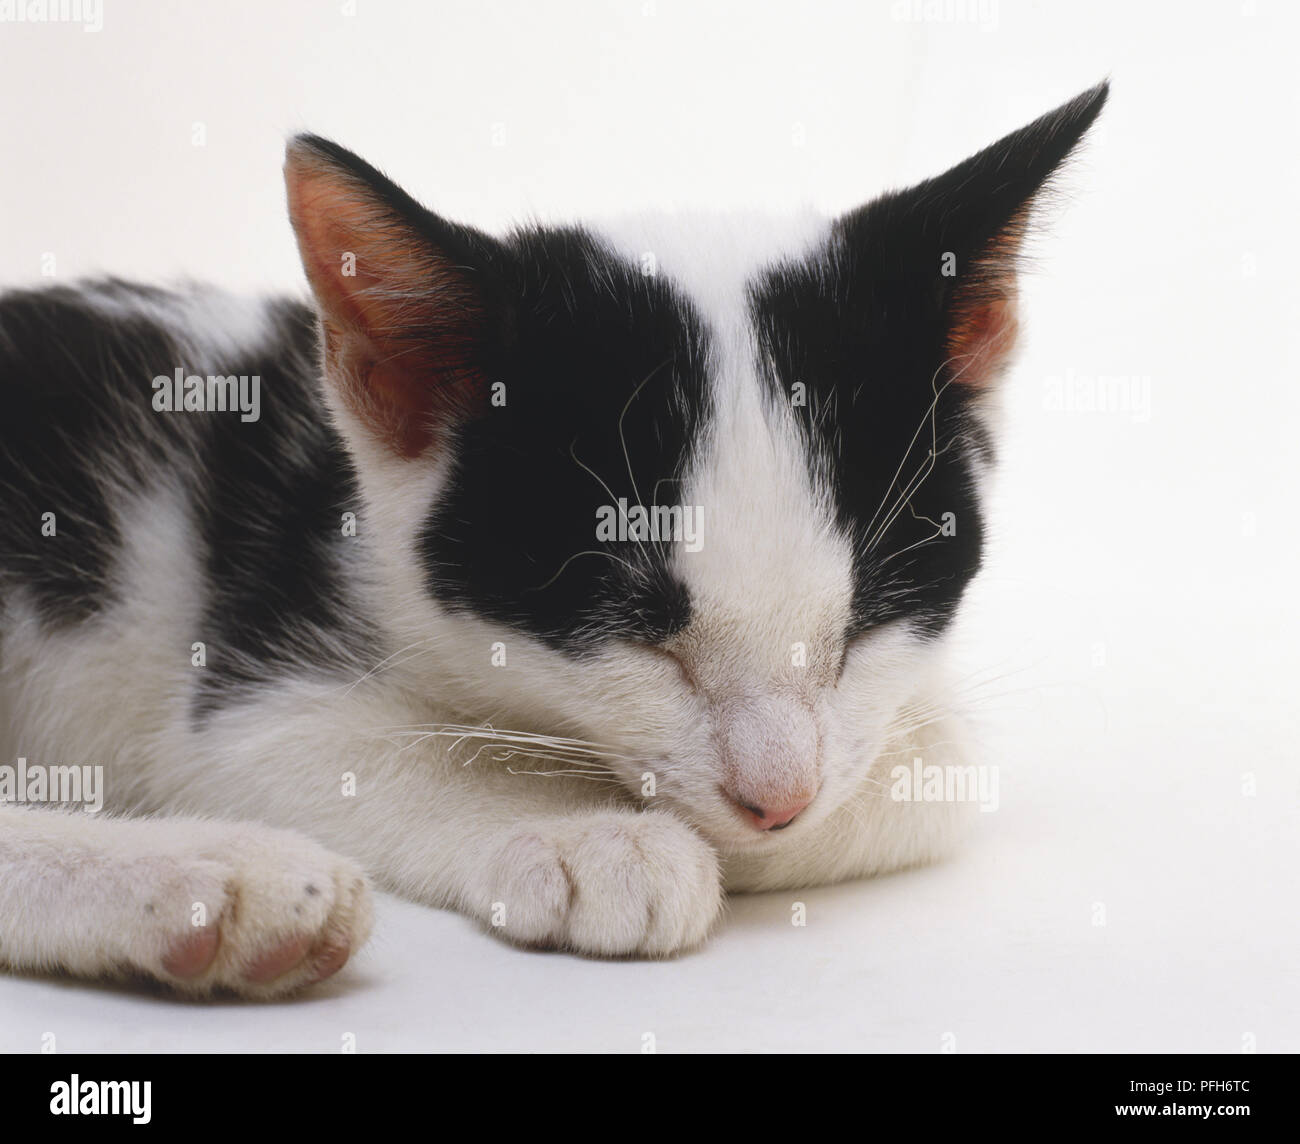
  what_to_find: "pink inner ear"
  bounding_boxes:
[286,149,486,459]
[946,293,1019,388]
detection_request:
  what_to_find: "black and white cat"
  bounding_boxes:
[0,84,1106,997]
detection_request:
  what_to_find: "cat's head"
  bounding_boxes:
[284,84,1106,852]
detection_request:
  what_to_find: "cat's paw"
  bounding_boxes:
[127,825,373,999]
[483,811,722,957]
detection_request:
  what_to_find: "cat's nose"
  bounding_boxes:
[725,791,813,832]
[715,692,820,832]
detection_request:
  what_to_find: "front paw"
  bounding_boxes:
[482,811,722,957]
[132,825,373,998]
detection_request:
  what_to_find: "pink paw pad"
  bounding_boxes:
[308,937,352,984]
[162,926,221,979]
[243,934,313,984]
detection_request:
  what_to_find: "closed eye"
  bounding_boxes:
[837,618,908,685]
[635,643,699,694]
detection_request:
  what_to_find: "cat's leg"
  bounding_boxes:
[722,707,983,893]
[0,804,372,998]
[163,685,725,959]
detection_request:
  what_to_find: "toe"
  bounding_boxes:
[308,937,351,983]
[243,934,313,984]
[162,926,221,979]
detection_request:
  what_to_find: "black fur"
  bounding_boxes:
[290,134,716,656]
[417,225,713,653]
[750,83,1108,639]
[0,281,376,719]
[0,281,179,624]
[186,298,375,716]
[0,84,1105,718]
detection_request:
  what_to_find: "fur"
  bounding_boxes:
[0,83,1106,995]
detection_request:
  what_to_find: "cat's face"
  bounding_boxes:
[285,84,1106,851]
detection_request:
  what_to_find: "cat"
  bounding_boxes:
[0,83,1107,997]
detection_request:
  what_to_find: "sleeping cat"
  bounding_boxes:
[0,84,1106,997]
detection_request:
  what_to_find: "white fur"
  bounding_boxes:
[0,220,981,996]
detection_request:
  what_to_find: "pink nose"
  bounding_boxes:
[726,792,813,832]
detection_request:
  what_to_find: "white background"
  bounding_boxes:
[1,0,1296,1052]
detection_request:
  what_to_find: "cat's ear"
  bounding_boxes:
[284,135,502,459]
[839,81,1108,389]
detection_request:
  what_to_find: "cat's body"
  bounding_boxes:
[0,84,1105,996]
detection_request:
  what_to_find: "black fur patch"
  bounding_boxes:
[289,135,715,655]
[417,225,713,653]
[749,231,989,639]
[750,83,1108,639]
[186,298,376,717]
[0,281,178,623]
[0,282,376,719]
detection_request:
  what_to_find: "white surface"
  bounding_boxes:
[2,0,1297,1052]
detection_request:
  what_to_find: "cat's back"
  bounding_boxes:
[0,279,347,627]
[0,278,326,452]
